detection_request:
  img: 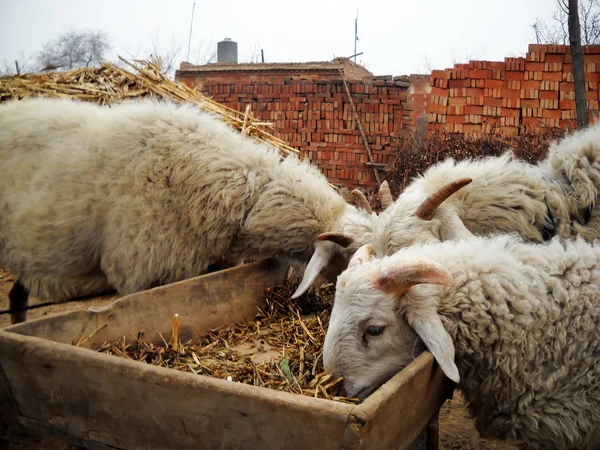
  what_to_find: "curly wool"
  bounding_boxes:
[374,127,600,256]
[542,123,600,241]
[395,235,600,449]
[0,97,372,301]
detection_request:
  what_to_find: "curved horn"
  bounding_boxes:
[351,189,373,215]
[372,259,455,298]
[292,244,333,299]
[348,244,376,268]
[317,232,354,248]
[414,178,473,221]
[378,180,393,209]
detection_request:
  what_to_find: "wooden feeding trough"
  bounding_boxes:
[0,259,453,450]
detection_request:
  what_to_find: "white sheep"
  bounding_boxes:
[323,236,600,449]
[373,125,600,256]
[0,97,374,323]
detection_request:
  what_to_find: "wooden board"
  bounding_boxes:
[340,352,451,450]
[0,259,452,450]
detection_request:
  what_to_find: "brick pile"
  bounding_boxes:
[429,44,600,136]
[179,73,415,187]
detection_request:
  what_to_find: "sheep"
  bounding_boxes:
[323,236,600,449]
[0,97,375,323]
[373,124,600,256]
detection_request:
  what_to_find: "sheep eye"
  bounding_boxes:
[365,325,386,337]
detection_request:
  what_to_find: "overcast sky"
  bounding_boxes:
[1,0,559,76]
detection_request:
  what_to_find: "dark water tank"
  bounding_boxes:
[217,38,238,63]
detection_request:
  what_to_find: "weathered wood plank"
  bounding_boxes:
[0,258,451,450]
[17,417,120,450]
[5,259,289,349]
[1,335,352,450]
[344,352,453,450]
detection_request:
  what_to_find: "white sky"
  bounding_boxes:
[1,0,558,76]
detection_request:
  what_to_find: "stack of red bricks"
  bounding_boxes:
[429,44,600,136]
[181,74,414,187]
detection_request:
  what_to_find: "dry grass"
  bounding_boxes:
[0,56,300,159]
[94,280,358,404]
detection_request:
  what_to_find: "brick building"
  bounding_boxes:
[176,44,600,188]
[428,44,600,136]
[176,58,428,188]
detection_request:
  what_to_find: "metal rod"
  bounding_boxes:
[186,0,197,62]
[354,9,358,62]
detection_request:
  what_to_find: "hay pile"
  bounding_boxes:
[0,57,298,159]
[95,280,358,404]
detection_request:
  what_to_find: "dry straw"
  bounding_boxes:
[0,56,305,161]
[95,280,358,404]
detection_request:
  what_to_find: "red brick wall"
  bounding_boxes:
[428,44,600,135]
[178,72,415,188]
[407,75,431,124]
[176,44,600,188]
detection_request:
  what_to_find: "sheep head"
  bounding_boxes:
[323,244,459,401]
[291,205,374,299]
[373,178,473,256]
[292,181,394,299]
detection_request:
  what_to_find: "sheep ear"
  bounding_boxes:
[292,243,333,299]
[348,244,376,268]
[411,314,460,383]
[370,258,459,383]
[440,211,474,241]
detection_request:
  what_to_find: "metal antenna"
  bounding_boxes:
[354,9,359,62]
[186,0,197,62]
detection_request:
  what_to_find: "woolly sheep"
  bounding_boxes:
[0,97,374,323]
[373,125,600,256]
[323,236,600,449]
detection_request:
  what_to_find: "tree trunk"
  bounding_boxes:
[569,0,589,129]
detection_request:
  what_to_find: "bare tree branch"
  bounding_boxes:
[35,28,111,71]
[148,32,182,77]
[187,39,217,65]
[245,41,263,63]
[451,49,484,65]
[0,51,32,77]
[534,0,600,45]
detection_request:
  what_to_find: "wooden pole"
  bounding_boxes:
[568,0,589,129]
[338,67,381,184]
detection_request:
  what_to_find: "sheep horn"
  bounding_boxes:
[372,259,455,298]
[317,232,354,248]
[351,189,373,215]
[378,180,393,209]
[413,178,473,221]
[291,233,355,299]
[292,244,332,299]
[348,243,376,268]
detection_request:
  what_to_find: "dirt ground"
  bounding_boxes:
[0,267,517,450]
